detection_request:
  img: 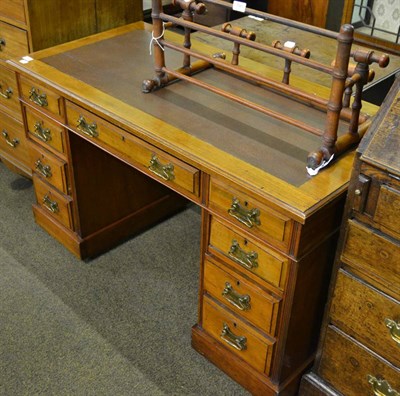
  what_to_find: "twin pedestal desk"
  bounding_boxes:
[7,21,381,395]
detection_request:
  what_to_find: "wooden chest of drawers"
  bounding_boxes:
[0,0,142,177]
[300,76,400,395]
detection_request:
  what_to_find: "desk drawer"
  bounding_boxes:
[20,76,64,118]
[33,175,73,230]
[319,326,400,396]
[0,62,21,120]
[0,0,26,25]
[29,142,68,194]
[25,106,66,155]
[0,20,28,61]
[374,184,400,240]
[66,101,200,199]
[204,258,281,336]
[342,219,400,294]
[209,217,288,290]
[202,296,274,375]
[209,178,292,251]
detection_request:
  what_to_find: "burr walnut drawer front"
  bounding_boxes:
[25,106,66,155]
[209,217,289,290]
[29,142,68,194]
[209,178,292,251]
[330,269,400,368]
[341,219,400,294]
[0,63,21,119]
[0,111,28,165]
[319,326,400,396]
[0,0,26,24]
[0,20,28,61]
[20,76,64,118]
[204,258,281,336]
[202,296,275,375]
[66,101,200,199]
[33,175,74,230]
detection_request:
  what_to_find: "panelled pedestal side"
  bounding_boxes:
[0,0,142,177]
[300,77,400,395]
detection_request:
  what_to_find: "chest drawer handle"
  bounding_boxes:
[77,116,98,138]
[228,198,261,228]
[229,240,258,270]
[0,84,12,99]
[368,375,399,396]
[0,38,5,50]
[29,88,48,107]
[35,159,52,178]
[33,121,52,142]
[385,318,400,345]
[2,130,19,148]
[42,194,59,213]
[148,154,175,181]
[220,323,247,351]
[222,282,251,311]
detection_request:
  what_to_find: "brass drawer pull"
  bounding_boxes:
[35,159,52,178]
[33,121,52,142]
[0,38,5,51]
[148,154,175,181]
[385,318,400,345]
[0,83,12,99]
[368,375,399,396]
[77,115,98,138]
[29,87,48,107]
[228,239,258,270]
[220,323,247,351]
[222,282,251,311]
[42,194,59,213]
[228,198,261,228]
[2,130,19,148]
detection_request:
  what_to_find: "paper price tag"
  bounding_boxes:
[233,1,246,13]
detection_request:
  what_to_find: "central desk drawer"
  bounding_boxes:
[66,101,200,199]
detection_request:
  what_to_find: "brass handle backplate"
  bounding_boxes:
[368,375,399,396]
[77,115,98,138]
[222,282,251,311]
[220,323,247,351]
[35,159,52,178]
[33,121,51,142]
[148,154,175,181]
[228,198,261,228]
[42,194,59,213]
[385,318,400,345]
[229,239,258,270]
[29,87,48,107]
[0,38,5,50]
[0,83,12,99]
[2,130,19,148]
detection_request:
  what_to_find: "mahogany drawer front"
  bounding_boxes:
[20,76,64,118]
[25,106,66,155]
[66,101,200,199]
[33,175,74,230]
[209,217,289,290]
[342,219,400,294]
[0,0,26,25]
[0,110,28,166]
[29,142,68,194]
[0,62,21,120]
[330,270,400,368]
[319,326,400,396]
[202,296,274,375]
[209,178,292,251]
[0,20,28,61]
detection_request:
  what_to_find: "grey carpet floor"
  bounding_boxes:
[0,162,250,396]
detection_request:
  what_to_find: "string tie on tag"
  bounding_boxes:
[149,23,166,55]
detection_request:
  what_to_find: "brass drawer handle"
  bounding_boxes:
[385,318,400,345]
[2,130,19,148]
[35,159,52,178]
[42,194,59,213]
[0,83,12,99]
[222,282,251,311]
[228,198,261,228]
[0,38,5,51]
[77,115,98,138]
[228,239,258,270]
[29,87,48,107]
[368,375,399,396]
[33,121,52,142]
[220,323,247,351]
[148,154,175,181]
